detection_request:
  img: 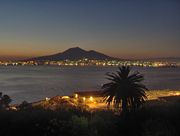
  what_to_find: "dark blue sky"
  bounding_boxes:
[0,0,180,60]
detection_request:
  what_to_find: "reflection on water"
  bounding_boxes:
[0,66,180,104]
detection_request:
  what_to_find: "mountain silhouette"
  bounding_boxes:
[27,47,118,61]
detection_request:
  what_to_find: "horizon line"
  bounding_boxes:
[0,47,179,61]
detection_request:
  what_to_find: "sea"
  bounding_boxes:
[0,66,180,104]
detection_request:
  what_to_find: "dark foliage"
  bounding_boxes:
[0,92,12,110]
[102,66,148,113]
[0,101,180,136]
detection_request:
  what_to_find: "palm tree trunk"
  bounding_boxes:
[122,98,128,113]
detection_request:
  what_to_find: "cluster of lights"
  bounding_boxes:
[74,94,94,103]
[0,59,179,67]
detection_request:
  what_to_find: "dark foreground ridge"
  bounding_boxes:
[1,93,180,136]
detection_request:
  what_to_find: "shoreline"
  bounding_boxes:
[10,89,180,110]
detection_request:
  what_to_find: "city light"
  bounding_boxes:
[45,97,50,101]
[89,96,93,101]
[62,96,70,99]
[83,97,86,102]
[0,59,179,67]
[75,94,78,99]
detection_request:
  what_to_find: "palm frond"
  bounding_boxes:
[102,66,148,113]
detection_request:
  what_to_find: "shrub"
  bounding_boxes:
[0,92,12,110]
[142,119,178,136]
[71,115,89,136]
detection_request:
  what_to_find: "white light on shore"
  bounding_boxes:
[62,96,70,99]
[45,97,50,101]
[175,92,180,96]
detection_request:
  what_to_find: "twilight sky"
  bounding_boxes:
[0,0,180,60]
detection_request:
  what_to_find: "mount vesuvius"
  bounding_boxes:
[27,47,118,61]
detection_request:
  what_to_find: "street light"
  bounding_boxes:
[75,94,78,99]
[89,96,93,102]
[83,97,86,102]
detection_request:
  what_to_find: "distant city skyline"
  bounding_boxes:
[0,0,180,60]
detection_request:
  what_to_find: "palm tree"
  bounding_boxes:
[102,66,148,113]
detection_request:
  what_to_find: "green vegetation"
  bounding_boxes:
[102,66,147,113]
